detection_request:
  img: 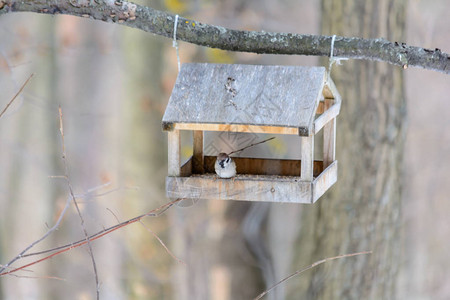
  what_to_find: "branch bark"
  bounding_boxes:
[0,0,448,73]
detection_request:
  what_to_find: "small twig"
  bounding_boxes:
[106,208,121,224]
[87,182,112,193]
[58,106,100,300]
[69,184,139,203]
[0,264,33,273]
[7,273,66,281]
[84,186,140,199]
[253,251,373,300]
[139,220,186,265]
[0,73,33,119]
[228,137,275,156]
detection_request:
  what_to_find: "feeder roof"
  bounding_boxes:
[162,63,332,136]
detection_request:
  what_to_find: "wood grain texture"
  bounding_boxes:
[193,130,204,174]
[167,123,300,135]
[301,135,314,180]
[316,101,325,114]
[180,156,324,177]
[166,161,337,203]
[313,100,340,134]
[167,175,313,203]
[200,156,324,177]
[313,161,338,202]
[314,78,342,134]
[323,77,341,101]
[162,64,326,136]
[323,99,336,168]
[167,130,180,176]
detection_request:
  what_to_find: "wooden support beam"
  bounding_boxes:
[313,161,338,202]
[323,99,336,168]
[169,123,300,135]
[301,135,314,180]
[313,99,340,134]
[168,130,181,176]
[316,101,325,114]
[193,130,204,174]
[165,161,338,204]
[166,175,313,203]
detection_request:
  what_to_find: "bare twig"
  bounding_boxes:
[0,1,448,73]
[139,220,186,265]
[228,137,275,156]
[87,182,112,193]
[0,264,34,273]
[7,273,66,281]
[81,185,140,200]
[106,208,121,224]
[58,106,100,300]
[253,251,373,300]
[0,73,33,119]
[0,198,181,276]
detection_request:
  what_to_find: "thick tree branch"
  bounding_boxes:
[0,0,448,73]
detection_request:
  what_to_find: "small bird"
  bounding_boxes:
[215,152,237,178]
[214,137,275,179]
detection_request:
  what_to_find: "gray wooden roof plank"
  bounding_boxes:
[162,63,327,134]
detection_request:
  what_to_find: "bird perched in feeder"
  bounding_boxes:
[214,137,275,179]
[215,152,236,178]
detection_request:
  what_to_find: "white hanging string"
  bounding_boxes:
[172,14,181,72]
[327,34,348,82]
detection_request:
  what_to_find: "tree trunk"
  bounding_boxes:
[287,0,406,299]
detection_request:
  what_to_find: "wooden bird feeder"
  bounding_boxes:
[162,63,341,204]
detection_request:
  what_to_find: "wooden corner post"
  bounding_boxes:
[193,130,204,173]
[301,135,314,180]
[323,99,336,168]
[168,129,181,176]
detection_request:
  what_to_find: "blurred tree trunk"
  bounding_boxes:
[286,0,406,299]
[120,4,170,299]
[47,17,127,299]
[0,15,59,299]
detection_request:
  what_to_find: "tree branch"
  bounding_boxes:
[1,0,448,73]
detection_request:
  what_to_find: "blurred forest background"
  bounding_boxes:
[0,0,449,299]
